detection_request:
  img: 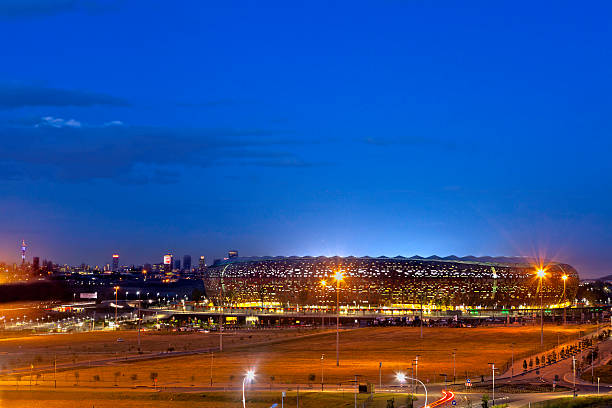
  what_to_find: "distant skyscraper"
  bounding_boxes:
[32,257,40,273]
[163,254,173,272]
[20,240,27,264]
[198,256,206,272]
[112,254,119,272]
[183,255,191,272]
[174,259,181,271]
[228,250,238,259]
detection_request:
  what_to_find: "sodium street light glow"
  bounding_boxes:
[242,369,256,408]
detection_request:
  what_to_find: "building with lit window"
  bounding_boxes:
[204,256,579,309]
[112,254,119,272]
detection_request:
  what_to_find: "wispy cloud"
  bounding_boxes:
[36,116,82,128]
[0,82,129,109]
[0,120,317,184]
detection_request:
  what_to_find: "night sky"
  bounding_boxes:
[1,1,611,277]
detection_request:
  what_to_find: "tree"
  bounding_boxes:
[114,371,121,386]
[308,373,316,382]
[523,360,528,371]
[535,356,540,366]
[529,359,533,369]
[149,372,158,385]
[481,394,489,408]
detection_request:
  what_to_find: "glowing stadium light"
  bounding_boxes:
[562,274,568,281]
[395,372,407,383]
[334,271,344,282]
[320,279,327,287]
[536,268,546,278]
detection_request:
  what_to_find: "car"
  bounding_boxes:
[116,338,124,342]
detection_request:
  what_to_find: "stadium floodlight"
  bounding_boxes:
[535,268,546,347]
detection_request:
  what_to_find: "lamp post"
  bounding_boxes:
[488,363,497,406]
[320,280,327,328]
[320,354,325,391]
[396,372,428,408]
[136,291,141,347]
[334,271,344,366]
[113,286,120,329]
[572,356,576,397]
[536,268,546,348]
[452,349,456,384]
[562,274,568,325]
[242,369,255,408]
[511,343,515,380]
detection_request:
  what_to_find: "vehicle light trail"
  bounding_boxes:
[425,390,455,408]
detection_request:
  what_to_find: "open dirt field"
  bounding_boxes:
[0,325,594,389]
[0,389,413,408]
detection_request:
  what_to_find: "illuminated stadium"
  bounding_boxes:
[204,256,579,310]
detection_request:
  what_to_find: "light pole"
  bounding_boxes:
[511,343,515,380]
[562,274,568,325]
[488,363,497,406]
[320,354,325,391]
[334,271,344,366]
[242,369,255,408]
[113,286,119,329]
[320,280,327,328]
[210,352,214,386]
[396,372,428,408]
[536,268,546,348]
[137,291,141,348]
[452,349,456,384]
[572,356,576,397]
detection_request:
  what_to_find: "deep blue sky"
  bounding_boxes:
[0,1,611,277]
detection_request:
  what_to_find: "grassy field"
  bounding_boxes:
[0,389,409,408]
[520,396,612,408]
[0,325,593,389]
[580,363,612,384]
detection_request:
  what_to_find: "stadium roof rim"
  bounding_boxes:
[212,255,563,268]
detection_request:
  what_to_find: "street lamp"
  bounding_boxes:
[562,274,568,325]
[113,286,120,329]
[452,349,456,384]
[488,363,498,406]
[320,354,325,391]
[536,268,546,348]
[320,279,327,327]
[242,369,255,408]
[396,372,428,408]
[334,271,344,366]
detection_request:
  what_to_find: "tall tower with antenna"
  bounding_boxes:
[20,240,27,264]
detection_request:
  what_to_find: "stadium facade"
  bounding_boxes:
[203,256,579,309]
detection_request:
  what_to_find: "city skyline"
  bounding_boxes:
[1,2,611,277]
